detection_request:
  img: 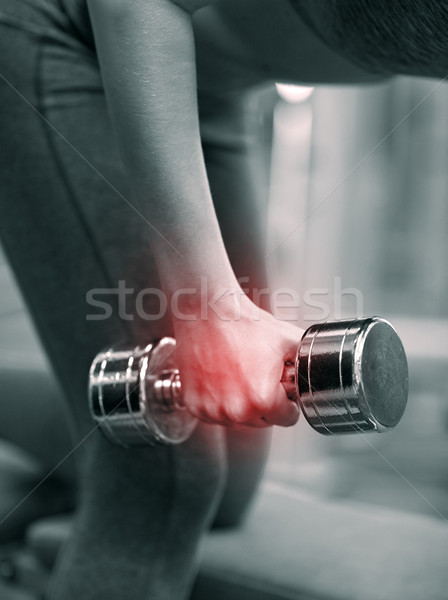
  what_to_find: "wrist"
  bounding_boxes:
[169,278,249,325]
[151,230,241,299]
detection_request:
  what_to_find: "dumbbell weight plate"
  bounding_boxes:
[141,337,198,445]
[296,318,408,434]
[89,338,197,447]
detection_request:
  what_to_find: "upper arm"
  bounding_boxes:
[86,0,209,198]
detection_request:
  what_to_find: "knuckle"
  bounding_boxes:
[253,387,278,413]
[225,400,250,424]
[186,404,202,420]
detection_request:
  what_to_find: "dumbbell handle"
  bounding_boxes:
[89,317,409,445]
[152,362,297,409]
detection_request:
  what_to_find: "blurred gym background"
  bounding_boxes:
[265,76,448,521]
[0,75,447,595]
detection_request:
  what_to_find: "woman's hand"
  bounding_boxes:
[173,291,302,428]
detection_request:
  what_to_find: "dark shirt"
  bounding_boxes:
[0,0,94,49]
[59,0,94,48]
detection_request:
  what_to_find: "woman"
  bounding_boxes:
[0,1,445,597]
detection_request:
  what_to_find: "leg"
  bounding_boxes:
[200,87,278,527]
[0,17,224,599]
[0,364,76,487]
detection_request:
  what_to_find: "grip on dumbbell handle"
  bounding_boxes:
[89,317,408,446]
[156,317,408,434]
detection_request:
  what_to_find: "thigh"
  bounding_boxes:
[0,16,270,526]
[0,20,167,438]
[0,28,226,596]
[200,88,278,525]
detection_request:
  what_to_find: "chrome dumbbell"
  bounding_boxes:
[89,317,408,447]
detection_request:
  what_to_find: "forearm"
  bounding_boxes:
[87,0,236,300]
[198,85,276,288]
[88,0,300,432]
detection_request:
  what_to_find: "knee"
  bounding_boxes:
[78,423,227,528]
[212,427,272,528]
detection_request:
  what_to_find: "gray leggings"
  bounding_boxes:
[0,2,271,598]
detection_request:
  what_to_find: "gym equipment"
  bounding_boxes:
[89,317,408,446]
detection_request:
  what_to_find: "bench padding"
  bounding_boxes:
[26,483,448,600]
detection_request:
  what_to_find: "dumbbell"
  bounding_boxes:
[89,317,408,447]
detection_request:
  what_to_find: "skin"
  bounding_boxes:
[46,2,433,597]
[86,0,384,432]
[1,2,443,599]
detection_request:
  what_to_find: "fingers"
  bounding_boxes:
[180,318,305,430]
[277,321,304,362]
[187,397,272,428]
[194,411,272,428]
[190,382,300,429]
[258,384,300,427]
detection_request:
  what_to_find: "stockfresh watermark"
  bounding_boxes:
[86,276,363,323]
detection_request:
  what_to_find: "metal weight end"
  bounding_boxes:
[89,338,197,447]
[140,338,197,445]
[296,317,409,435]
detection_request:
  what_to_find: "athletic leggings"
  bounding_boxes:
[0,1,271,597]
